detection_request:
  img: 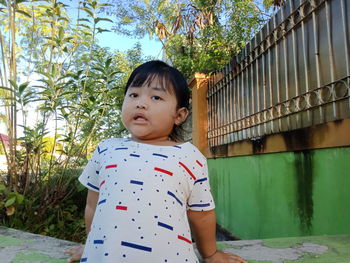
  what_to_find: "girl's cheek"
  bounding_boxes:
[121,98,128,110]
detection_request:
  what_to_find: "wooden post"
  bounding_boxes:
[189,73,212,158]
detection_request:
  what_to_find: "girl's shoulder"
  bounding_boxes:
[181,142,207,160]
[158,141,207,162]
[96,137,127,149]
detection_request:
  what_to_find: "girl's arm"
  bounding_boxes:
[65,190,99,262]
[85,189,99,233]
[187,209,217,258]
[187,209,247,263]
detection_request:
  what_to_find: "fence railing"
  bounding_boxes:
[207,0,350,147]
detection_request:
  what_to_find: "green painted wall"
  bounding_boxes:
[208,147,350,240]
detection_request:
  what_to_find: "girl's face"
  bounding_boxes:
[121,76,188,145]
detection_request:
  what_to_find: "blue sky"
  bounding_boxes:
[64,0,164,58]
[97,31,164,59]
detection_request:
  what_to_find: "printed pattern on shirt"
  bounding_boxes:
[78,138,214,263]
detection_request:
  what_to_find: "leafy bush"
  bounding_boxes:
[0,0,146,242]
[0,168,88,243]
[0,184,24,217]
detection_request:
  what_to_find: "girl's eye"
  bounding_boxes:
[129,93,138,98]
[151,95,161,100]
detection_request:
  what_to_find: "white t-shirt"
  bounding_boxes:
[79,138,215,263]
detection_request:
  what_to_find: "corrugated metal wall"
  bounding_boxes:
[207,0,350,147]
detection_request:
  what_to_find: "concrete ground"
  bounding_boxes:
[1,226,350,263]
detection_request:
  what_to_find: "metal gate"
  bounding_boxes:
[207,0,350,147]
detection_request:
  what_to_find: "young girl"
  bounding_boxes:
[65,60,246,263]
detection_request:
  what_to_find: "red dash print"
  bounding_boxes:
[154,167,173,176]
[105,164,117,169]
[178,235,192,244]
[196,160,203,167]
[116,206,128,211]
[100,180,105,187]
[179,162,197,180]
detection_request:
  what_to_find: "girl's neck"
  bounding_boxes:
[130,136,180,146]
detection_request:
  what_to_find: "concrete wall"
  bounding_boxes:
[3,227,350,262]
[208,146,350,240]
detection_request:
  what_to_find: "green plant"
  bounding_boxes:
[0,0,147,241]
[0,169,87,242]
[105,0,275,77]
[0,184,24,217]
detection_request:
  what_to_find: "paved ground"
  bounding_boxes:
[1,226,350,263]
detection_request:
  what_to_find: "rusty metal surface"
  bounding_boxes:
[207,0,350,147]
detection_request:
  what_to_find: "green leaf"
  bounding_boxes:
[98,3,112,8]
[92,67,105,74]
[58,26,64,41]
[83,32,92,37]
[0,184,6,191]
[77,23,91,30]
[15,9,32,18]
[63,37,73,43]
[39,106,54,112]
[94,17,113,24]
[8,192,17,199]
[58,17,69,22]
[18,82,30,95]
[2,97,16,101]
[77,18,90,23]
[96,28,110,34]
[0,86,13,92]
[9,80,18,90]
[15,0,29,4]
[105,58,112,68]
[80,6,94,17]
[16,194,24,205]
[5,197,16,207]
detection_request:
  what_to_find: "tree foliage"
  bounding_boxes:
[0,0,148,241]
[105,0,274,77]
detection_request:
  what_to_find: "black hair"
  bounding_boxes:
[124,60,190,142]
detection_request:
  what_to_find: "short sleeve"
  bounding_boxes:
[187,155,215,212]
[78,142,103,192]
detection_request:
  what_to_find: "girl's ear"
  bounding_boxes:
[175,107,189,126]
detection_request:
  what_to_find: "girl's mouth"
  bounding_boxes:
[133,113,148,122]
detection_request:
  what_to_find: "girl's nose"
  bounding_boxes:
[136,100,146,109]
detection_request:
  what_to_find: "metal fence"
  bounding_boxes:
[207,0,350,147]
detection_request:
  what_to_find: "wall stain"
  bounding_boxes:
[211,144,228,158]
[251,136,266,154]
[333,119,343,126]
[283,128,310,151]
[294,150,314,234]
